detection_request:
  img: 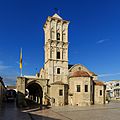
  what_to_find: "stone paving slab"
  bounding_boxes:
[51,102,120,112]
[23,108,70,120]
[0,102,31,120]
[22,101,120,120]
[0,108,31,120]
[58,108,120,120]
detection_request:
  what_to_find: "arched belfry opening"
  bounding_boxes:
[26,82,43,104]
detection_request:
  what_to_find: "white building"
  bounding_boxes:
[105,80,120,99]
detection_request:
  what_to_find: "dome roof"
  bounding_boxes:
[69,71,91,78]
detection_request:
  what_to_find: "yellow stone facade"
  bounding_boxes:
[17,13,106,107]
[39,14,106,106]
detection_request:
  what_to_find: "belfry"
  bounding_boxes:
[43,13,69,84]
[17,13,106,107]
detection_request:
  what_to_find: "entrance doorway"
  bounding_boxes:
[26,83,43,104]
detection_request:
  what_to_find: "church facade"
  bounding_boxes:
[17,13,106,107]
[39,13,106,106]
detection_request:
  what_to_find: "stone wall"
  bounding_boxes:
[16,76,49,107]
[94,85,105,104]
[50,84,65,106]
[68,77,93,106]
[0,78,6,104]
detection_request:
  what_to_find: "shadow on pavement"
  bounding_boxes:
[28,112,61,120]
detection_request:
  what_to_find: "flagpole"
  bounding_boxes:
[21,67,22,77]
[20,48,23,77]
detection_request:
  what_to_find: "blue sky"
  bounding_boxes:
[0,0,120,85]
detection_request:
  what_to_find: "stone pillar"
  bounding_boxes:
[42,87,45,105]
[114,90,116,98]
[38,97,40,103]
[60,47,62,60]
[17,77,26,94]
[16,77,27,107]
[54,19,57,40]
[60,21,62,41]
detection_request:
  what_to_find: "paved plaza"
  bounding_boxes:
[0,102,30,120]
[0,101,120,120]
[23,101,120,120]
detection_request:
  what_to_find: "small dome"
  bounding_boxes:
[69,71,91,78]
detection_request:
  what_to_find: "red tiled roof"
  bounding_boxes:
[89,71,97,76]
[69,71,91,78]
[94,80,105,86]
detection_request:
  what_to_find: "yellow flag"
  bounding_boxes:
[20,48,22,69]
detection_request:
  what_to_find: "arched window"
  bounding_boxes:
[56,48,60,59]
[62,33,66,41]
[57,33,60,40]
[57,51,60,59]
[51,31,54,40]
[50,47,54,59]
[57,68,60,74]
[59,89,63,96]
[51,20,55,39]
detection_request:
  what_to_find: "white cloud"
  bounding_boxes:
[96,39,109,44]
[0,61,11,70]
[3,76,16,86]
[98,73,120,77]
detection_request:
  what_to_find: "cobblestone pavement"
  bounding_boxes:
[0,101,31,120]
[23,101,120,120]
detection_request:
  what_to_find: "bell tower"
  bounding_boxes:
[43,13,69,84]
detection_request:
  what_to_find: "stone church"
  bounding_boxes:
[17,13,106,107]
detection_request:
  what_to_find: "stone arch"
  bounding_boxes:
[62,23,66,31]
[57,32,60,40]
[50,46,54,59]
[57,22,61,31]
[26,81,43,104]
[56,22,61,40]
[17,77,49,106]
